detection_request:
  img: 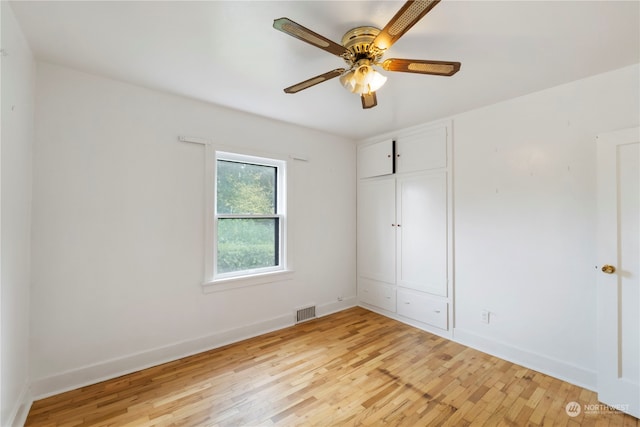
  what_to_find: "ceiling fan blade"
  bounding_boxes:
[284,68,346,94]
[373,0,441,51]
[361,92,378,109]
[382,59,460,76]
[274,18,350,57]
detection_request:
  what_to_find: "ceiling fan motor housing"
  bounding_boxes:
[341,26,384,65]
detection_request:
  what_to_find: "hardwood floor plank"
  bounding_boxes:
[26,307,638,426]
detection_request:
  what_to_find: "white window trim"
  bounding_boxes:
[201,144,294,293]
[202,270,295,294]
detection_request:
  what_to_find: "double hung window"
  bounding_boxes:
[214,151,286,280]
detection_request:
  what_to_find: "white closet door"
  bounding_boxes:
[397,172,448,296]
[357,178,396,284]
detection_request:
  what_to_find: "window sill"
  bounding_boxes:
[202,270,295,294]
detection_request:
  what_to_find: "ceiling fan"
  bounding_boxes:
[273,0,461,109]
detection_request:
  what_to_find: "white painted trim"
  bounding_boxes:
[357,303,596,391]
[317,296,357,318]
[30,313,293,399]
[445,121,455,333]
[178,135,211,145]
[449,120,457,331]
[202,270,294,293]
[29,304,356,400]
[596,126,640,145]
[203,143,215,282]
[6,380,32,427]
[289,154,309,162]
[453,327,597,391]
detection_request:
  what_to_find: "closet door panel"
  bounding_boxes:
[397,172,448,296]
[357,178,396,284]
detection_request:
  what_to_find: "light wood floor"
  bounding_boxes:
[26,307,638,426]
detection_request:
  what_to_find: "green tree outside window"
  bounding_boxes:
[216,160,280,274]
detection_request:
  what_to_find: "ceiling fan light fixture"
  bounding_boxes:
[274,0,461,109]
[339,61,387,95]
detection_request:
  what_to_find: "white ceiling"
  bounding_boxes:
[10,0,640,140]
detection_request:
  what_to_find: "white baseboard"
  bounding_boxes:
[318,296,357,317]
[356,303,596,392]
[453,328,597,391]
[30,300,357,400]
[23,300,595,418]
[31,313,293,399]
[6,380,32,427]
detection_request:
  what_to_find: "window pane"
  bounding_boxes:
[217,160,276,215]
[217,218,279,274]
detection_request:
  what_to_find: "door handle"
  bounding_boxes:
[601,264,616,274]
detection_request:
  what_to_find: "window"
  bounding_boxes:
[213,151,287,281]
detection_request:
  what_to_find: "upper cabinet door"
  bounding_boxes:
[358,139,394,179]
[396,127,447,174]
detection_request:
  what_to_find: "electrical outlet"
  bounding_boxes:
[481,310,490,324]
[337,296,344,302]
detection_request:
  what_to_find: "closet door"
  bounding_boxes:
[396,172,448,296]
[357,178,396,284]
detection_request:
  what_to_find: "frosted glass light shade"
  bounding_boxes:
[340,64,387,95]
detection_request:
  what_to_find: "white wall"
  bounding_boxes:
[0,2,35,425]
[453,64,639,389]
[30,62,356,397]
[22,35,639,410]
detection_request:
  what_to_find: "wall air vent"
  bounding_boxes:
[296,305,316,323]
